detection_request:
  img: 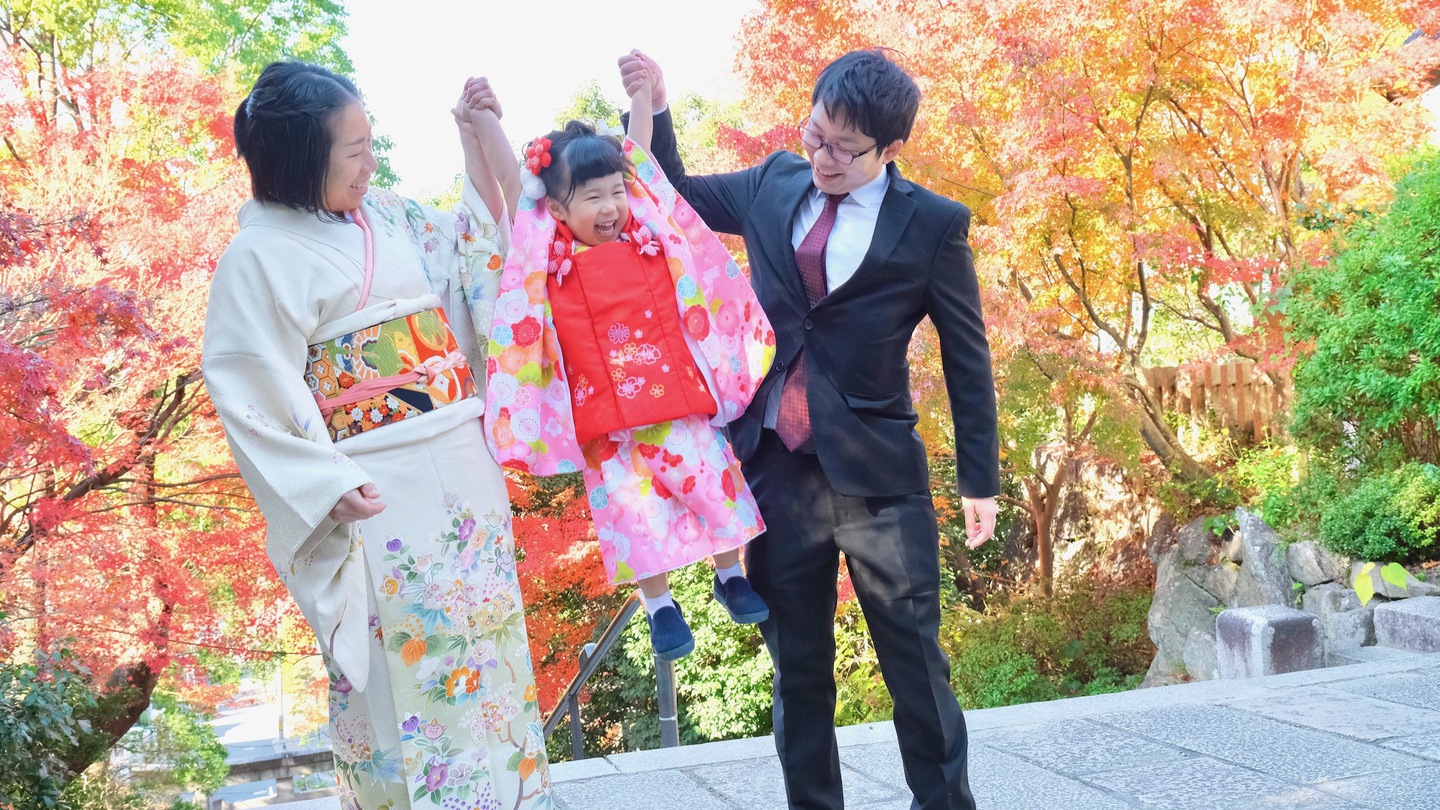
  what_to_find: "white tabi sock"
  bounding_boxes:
[715,563,745,584]
[641,590,676,616]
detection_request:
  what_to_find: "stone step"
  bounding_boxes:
[1327,644,1426,667]
[1374,595,1440,653]
[1216,605,1320,678]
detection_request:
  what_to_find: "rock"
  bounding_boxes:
[1186,559,1241,604]
[1215,605,1321,679]
[1285,540,1348,587]
[1146,547,1223,678]
[1349,562,1440,600]
[1301,583,1361,619]
[1182,628,1217,681]
[1374,596,1440,653]
[1301,582,1375,664]
[1175,516,1218,566]
[1322,607,1377,663]
[1141,654,1188,688]
[1233,508,1295,607]
[1145,513,1179,566]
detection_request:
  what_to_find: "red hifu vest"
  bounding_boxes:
[547,240,717,445]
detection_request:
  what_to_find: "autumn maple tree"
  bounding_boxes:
[0,0,354,783]
[728,0,1440,591]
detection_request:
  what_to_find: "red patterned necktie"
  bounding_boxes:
[775,192,846,451]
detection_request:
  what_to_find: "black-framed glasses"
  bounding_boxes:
[797,122,877,166]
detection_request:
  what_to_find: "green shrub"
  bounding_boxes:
[1286,150,1440,471]
[1319,463,1440,563]
[943,575,1153,710]
[0,649,99,809]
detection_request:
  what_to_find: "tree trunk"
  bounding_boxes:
[1127,373,1213,484]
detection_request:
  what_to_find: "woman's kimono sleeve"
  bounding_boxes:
[201,238,375,687]
[394,179,508,392]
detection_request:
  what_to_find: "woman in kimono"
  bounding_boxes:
[472,70,776,662]
[202,62,551,809]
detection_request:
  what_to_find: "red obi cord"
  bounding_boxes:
[547,238,717,445]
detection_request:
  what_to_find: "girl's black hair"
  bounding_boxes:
[234,61,363,217]
[534,120,631,205]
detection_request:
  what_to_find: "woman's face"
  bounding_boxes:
[322,102,378,213]
[547,172,629,246]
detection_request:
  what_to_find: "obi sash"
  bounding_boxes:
[548,240,717,445]
[305,306,476,442]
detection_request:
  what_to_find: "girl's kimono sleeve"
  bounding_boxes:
[624,139,775,422]
[201,239,374,688]
[483,194,587,476]
[395,179,508,391]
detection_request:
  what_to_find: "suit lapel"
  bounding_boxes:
[847,165,916,293]
[758,169,817,308]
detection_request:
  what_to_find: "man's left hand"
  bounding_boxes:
[961,496,998,548]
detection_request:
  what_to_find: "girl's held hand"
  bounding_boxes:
[464,76,502,117]
[329,482,386,523]
[618,49,666,107]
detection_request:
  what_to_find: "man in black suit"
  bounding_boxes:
[620,49,1000,810]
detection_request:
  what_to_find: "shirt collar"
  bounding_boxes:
[810,168,890,208]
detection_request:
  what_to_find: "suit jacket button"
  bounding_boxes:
[775,358,785,371]
[803,318,814,330]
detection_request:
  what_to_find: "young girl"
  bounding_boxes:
[468,74,775,661]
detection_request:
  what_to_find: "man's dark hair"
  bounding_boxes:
[811,49,921,149]
[534,120,632,205]
[234,61,363,217]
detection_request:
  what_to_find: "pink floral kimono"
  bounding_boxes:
[483,140,775,585]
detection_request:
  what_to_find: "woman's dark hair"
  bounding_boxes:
[534,120,630,205]
[234,61,363,216]
[812,49,920,149]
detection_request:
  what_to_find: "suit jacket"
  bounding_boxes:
[647,109,1001,499]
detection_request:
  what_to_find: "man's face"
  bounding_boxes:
[800,105,900,196]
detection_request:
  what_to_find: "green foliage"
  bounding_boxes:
[1353,561,1413,607]
[1319,463,1440,563]
[555,563,773,760]
[1253,460,1343,537]
[944,576,1153,710]
[9,0,351,80]
[165,0,352,81]
[0,650,99,809]
[57,771,146,810]
[136,692,230,793]
[833,601,892,726]
[1286,150,1440,471]
[552,81,623,129]
[369,131,401,190]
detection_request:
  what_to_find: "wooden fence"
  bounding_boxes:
[1141,360,1291,442]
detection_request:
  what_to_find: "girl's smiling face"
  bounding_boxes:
[547,172,629,246]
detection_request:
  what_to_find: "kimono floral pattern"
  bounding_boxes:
[582,415,763,584]
[328,493,550,808]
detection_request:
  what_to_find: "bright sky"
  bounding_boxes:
[342,0,760,199]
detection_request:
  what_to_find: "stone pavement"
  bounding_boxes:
[548,651,1440,809]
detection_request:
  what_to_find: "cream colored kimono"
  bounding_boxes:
[202,183,552,809]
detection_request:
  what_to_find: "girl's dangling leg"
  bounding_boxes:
[711,549,769,625]
[638,572,694,661]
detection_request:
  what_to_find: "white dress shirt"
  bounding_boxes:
[764,169,891,429]
[789,170,890,293]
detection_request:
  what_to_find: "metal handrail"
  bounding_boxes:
[541,592,680,759]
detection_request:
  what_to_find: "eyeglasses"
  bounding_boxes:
[797,122,877,166]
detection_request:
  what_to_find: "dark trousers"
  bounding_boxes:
[745,430,975,810]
